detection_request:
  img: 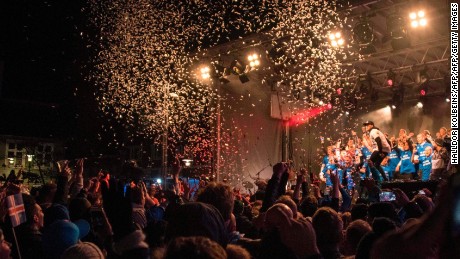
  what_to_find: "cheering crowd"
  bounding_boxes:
[0,121,456,259]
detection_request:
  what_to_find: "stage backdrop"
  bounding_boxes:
[218,72,283,186]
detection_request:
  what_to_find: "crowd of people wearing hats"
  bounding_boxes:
[318,121,453,197]
[0,122,456,259]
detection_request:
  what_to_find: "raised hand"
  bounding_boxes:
[75,158,84,177]
[393,188,410,207]
[273,162,288,179]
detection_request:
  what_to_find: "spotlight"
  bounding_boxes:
[326,103,332,109]
[182,159,193,167]
[387,13,410,50]
[329,31,344,47]
[156,178,162,184]
[416,102,423,108]
[420,89,426,96]
[386,70,396,87]
[387,13,408,39]
[230,60,247,75]
[409,10,427,28]
[391,105,397,109]
[247,53,260,69]
[387,79,394,87]
[345,111,349,115]
[446,98,451,102]
[212,63,230,84]
[319,100,324,105]
[353,17,376,54]
[200,66,211,79]
[230,59,250,83]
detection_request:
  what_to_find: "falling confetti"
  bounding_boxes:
[84,0,364,181]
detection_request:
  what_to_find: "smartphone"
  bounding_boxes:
[452,173,460,237]
[379,191,396,202]
[90,207,106,229]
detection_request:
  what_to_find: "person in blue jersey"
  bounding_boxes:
[362,121,391,181]
[418,146,433,181]
[340,155,356,193]
[319,146,335,187]
[395,139,416,180]
[322,158,343,189]
[359,134,373,179]
[381,138,401,181]
[414,133,434,180]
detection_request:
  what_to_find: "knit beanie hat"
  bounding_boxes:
[43,219,90,259]
[165,202,228,247]
[61,242,104,259]
[434,138,444,147]
[44,204,70,227]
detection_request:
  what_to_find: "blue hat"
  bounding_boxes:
[44,204,70,227]
[42,219,90,259]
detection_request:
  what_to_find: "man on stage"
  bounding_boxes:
[363,121,391,181]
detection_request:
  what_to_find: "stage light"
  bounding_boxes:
[230,59,250,83]
[326,103,332,109]
[353,18,376,54]
[387,13,410,50]
[200,66,211,79]
[387,79,394,87]
[386,70,395,87]
[409,9,427,28]
[329,31,344,47]
[156,178,162,184]
[420,89,426,96]
[319,100,324,105]
[345,111,349,115]
[416,102,423,108]
[248,53,260,69]
[446,98,450,102]
[182,158,193,167]
[391,105,397,109]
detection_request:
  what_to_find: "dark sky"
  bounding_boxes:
[0,0,360,154]
[0,0,100,157]
[1,0,87,102]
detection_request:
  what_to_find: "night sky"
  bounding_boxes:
[0,0,99,156]
[0,0,358,158]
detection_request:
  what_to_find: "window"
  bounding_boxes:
[6,141,25,168]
